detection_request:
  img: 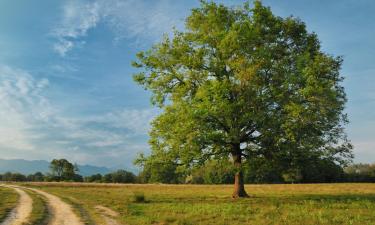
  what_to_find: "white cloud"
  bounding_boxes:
[53,39,74,57]
[0,65,52,150]
[52,0,101,56]
[87,108,158,135]
[0,65,157,166]
[52,0,183,56]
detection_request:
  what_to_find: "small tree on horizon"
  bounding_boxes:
[132,1,352,198]
[49,159,77,181]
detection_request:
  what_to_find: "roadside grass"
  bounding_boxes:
[0,186,19,222]
[23,189,49,225]
[21,183,375,225]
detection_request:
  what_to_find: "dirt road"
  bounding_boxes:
[0,185,32,225]
[1,184,83,225]
[28,188,83,225]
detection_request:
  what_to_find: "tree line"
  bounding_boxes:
[0,159,136,183]
[1,158,375,184]
[137,159,375,184]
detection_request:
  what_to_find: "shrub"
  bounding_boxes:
[132,192,146,203]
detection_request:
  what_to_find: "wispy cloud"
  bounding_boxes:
[0,65,157,167]
[87,109,158,135]
[52,0,101,56]
[0,65,52,150]
[52,0,183,56]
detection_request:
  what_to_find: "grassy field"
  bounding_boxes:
[0,186,19,221]
[18,183,375,225]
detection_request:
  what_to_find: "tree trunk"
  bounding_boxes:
[231,144,249,198]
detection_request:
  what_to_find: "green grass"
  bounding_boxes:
[0,186,19,222]
[21,183,375,225]
[23,189,49,225]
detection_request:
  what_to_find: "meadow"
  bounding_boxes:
[5,182,373,225]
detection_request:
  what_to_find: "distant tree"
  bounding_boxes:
[49,159,79,181]
[243,155,345,184]
[2,172,12,181]
[111,170,136,183]
[243,157,284,184]
[299,157,345,183]
[136,167,151,184]
[344,163,375,182]
[282,168,303,184]
[85,174,103,183]
[0,172,27,182]
[135,155,184,184]
[189,159,234,184]
[98,170,136,183]
[27,172,45,182]
[132,1,352,197]
[102,173,113,183]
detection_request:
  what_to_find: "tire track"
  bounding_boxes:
[25,187,83,225]
[0,185,32,225]
[95,206,122,225]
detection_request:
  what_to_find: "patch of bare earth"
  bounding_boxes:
[0,185,33,225]
[95,206,122,225]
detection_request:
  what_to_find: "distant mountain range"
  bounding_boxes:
[0,159,114,176]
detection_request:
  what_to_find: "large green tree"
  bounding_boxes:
[133,1,352,197]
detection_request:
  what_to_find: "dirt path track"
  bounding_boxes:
[95,205,122,225]
[0,185,32,225]
[26,187,83,225]
[2,184,84,225]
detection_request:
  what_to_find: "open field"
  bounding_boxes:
[1,183,375,225]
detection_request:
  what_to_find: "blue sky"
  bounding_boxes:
[0,0,374,169]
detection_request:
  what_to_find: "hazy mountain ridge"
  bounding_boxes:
[0,159,113,176]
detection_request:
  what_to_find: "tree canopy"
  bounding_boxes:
[133,1,352,197]
[49,159,81,181]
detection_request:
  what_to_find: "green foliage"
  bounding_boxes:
[0,172,45,182]
[242,155,346,184]
[188,159,234,184]
[84,173,103,183]
[27,172,45,182]
[282,168,303,184]
[48,159,82,182]
[187,156,346,184]
[133,1,352,183]
[243,157,284,183]
[299,157,345,183]
[107,170,136,183]
[0,172,27,181]
[136,154,184,184]
[345,163,375,182]
[85,170,136,183]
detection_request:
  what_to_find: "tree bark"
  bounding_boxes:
[231,144,249,198]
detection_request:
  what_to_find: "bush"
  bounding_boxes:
[132,192,146,203]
